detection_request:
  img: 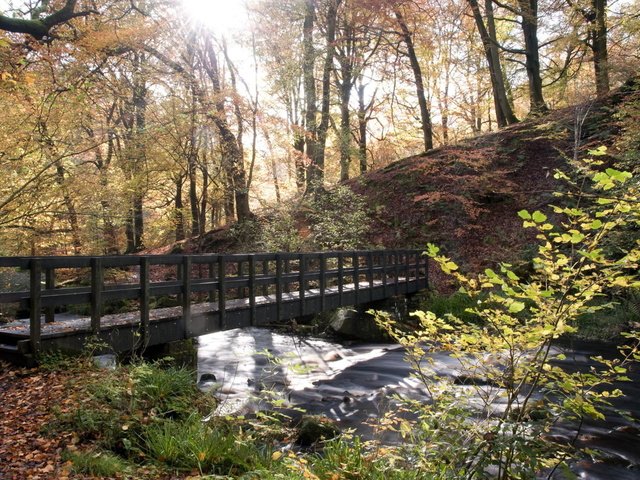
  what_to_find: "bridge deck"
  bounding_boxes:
[0,250,428,362]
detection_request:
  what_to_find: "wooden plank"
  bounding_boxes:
[284,259,291,294]
[44,268,55,323]
[219,257,226,329]
[424,254,429,289]
[337,252,344,306]
[140,257,150,348]
[262,259,269,296]
[176,260,184,305]
[182,256,192,337]
[237,260,245,298]
[90,258,103,335]
[299,254,306,317]
[367,251,374,302]
[353,252,360,304]
[249,255,256,326]
[404,251,410,288]
[382,252,388,296]
[29,259,42,356]
[208,260,217,303]
[319,253,327,313]
[394,251,400,296]
[276,254,283,321]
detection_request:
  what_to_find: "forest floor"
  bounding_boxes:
[349,90,632,281]
[0,361,186,480]
[0,362,79,479]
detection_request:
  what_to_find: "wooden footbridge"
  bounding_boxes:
[0,250,428,364]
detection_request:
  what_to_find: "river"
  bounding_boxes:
[196,328,640,479]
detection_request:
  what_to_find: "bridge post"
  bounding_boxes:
[394,251,400,296]
[353,252,360,304]
[181,256,191,338]
[337,252,344,306]
[262,259,269,296]
[319,252,327,313]
[423,254,429,289]
[208,259,217,303]
[249,255,256,326]
[404,251,411,291]
[44,268,55,323]
[367,251,374,302]
[284,258,291,294]
[29,259,42,356]
[140,257,150,348]
[276,254,283,321]
[298,253,306,317]
[90,258,103,335]
[218,256,226,329]
[382,252,388,296]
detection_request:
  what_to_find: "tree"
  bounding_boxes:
[306,0,342,194]
[566,0,610,96]
[0,0,97,39]
[394,6,434,152]
[333,0,381,180]
[466,0,519,126]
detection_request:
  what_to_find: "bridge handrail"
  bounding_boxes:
[0,249,428,354]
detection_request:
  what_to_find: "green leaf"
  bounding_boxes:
[588,145,608,156]
[426,243,440,257]
[508,301,525,313]
[590,219,603,229]
[570,232,585,244]
[506,270,519,281]
[532,211,547,223]
[518,210,532,220]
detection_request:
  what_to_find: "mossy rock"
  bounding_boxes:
[296,416,340,447]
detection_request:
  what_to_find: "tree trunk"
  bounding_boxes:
[357,79,368,174]
[203,39,252,222]
[336,19,355,182]
[592,0,610,96]
[55,162,82,254]
[293,132,306,191]
[339,68,352,181]
[38,122,82,254]
[188,85,201,236]
[467,0,518,127]
[96,132,119,255]
[307,0,341,194]
[517,0,548,114]
[394,8,433,152]
[302,0,318,195]
[131,55,147,252]
[174,176,185,242]
[200,162,208,233]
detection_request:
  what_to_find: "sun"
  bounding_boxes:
[180,0,247,34]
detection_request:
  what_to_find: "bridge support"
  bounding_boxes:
[329,296,410,342]
[142,338,198,369]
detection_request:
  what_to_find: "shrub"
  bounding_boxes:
[308,185,370,250]
[375,151,640,478]
[62,449,131,477]
[143,415,268,475]
[260,202,306,252]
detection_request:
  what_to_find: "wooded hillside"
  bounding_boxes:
[0,0,638,256]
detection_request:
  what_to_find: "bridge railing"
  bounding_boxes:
[0,250,428,354]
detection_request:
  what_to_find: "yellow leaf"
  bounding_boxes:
[272,451,283,461]
[24,73,36,86]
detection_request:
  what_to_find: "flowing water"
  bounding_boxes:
[196,328,640,479]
